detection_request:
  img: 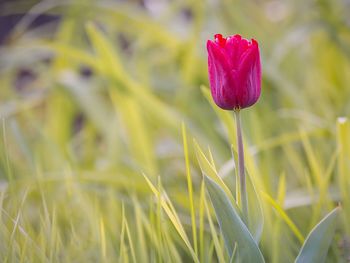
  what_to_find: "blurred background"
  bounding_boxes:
[1,0,350,262]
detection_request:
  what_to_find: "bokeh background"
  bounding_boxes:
[1,0,350,262]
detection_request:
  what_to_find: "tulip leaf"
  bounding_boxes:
[194,141,236,205]
[246,169,264,242]
[204,175,265,262]
[231,148,264,243]
[295,207,340,263]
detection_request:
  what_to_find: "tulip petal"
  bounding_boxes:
[207,40,237,109]
[225,35,241,68]
[237,42,261,108]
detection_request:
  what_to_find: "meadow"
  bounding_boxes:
[0,0,350,262]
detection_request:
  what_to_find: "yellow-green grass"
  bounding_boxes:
[0,0,350,262]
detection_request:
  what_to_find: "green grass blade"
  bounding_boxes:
[85,22,125,80]
[261,191,304,243]
[204,197,226,263]
[99,218,107,261]
[132,198,148,263]
[143,174,199,263]
[182,123,198,256]
[199,181,205,263]
[337,117,350,235]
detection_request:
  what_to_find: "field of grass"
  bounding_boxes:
[1,0,350,262]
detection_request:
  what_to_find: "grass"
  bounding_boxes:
[0,0,350,262]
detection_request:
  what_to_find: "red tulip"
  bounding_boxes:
[207,34,261,110]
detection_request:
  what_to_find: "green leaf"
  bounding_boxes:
[194,141,236,205]
[246,170,264,242]
[204,175,265,262]
[295,207,340,263]
[231,148,264,242]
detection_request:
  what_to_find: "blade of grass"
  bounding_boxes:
[143,174,199,263]
[261,191,304,243]
[132,197,148,263]
[337,117,350,235]
[99,218,107,261]
[204,196,226,263]
[182,123,198,256]
[199,181,205,263]
[272,174,286,263]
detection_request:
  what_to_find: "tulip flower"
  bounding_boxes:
[207,34,261,110]
[206,34,262,225]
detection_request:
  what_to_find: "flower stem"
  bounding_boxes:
[234,110,249,225]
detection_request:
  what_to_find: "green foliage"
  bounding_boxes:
[295,207,340,263]
[204,175,265,262]
[0,0,349,262]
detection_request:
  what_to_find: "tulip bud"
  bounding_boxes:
[207,34,261,110]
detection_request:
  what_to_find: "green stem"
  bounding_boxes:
[234,110,249,225]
